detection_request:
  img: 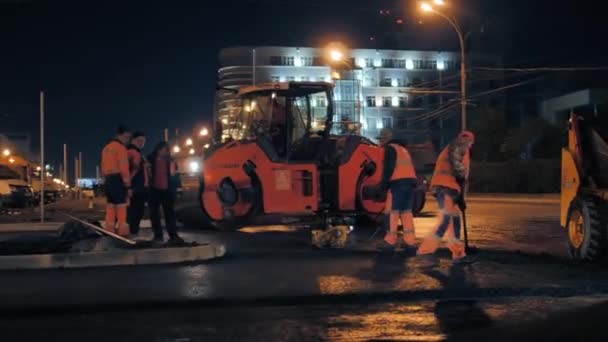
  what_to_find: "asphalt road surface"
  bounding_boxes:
[2,196,608,341]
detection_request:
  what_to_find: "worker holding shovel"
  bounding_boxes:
[417,131,475,263]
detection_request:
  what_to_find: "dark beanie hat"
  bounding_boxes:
[132,131,145,138]
[117,124,130,135]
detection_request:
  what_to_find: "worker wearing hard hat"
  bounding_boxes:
[417,131,475,261]
[127,131,149,236]
[377,128,418,250]
[101,125,132,236]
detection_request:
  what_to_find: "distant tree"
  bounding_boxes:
[501,119,566,160]
[468,106,508,162]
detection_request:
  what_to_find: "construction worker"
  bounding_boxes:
[101,125,131,236]
[377,128,418,250]
[417,131,475,261]
[127,131,148,235]
[148,141,183,244]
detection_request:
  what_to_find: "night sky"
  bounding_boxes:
[1,0,607,177]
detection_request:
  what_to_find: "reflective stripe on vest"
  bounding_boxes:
[389,143,416,180]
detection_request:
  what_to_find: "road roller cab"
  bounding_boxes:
[200,82,425,230]
[561,111,608,261]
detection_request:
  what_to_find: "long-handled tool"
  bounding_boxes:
[58,212,137,245]
[461,208,478,254]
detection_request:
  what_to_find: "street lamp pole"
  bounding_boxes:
[422,3,467,130]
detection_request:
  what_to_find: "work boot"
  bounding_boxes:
[168,235,186,246]
[377,240,396,252]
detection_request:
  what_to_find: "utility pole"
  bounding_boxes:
[40,91,45,223]
[63,143,68,183]
[74,157,79,186]
[164,128,169,142]
[78,152,83,179]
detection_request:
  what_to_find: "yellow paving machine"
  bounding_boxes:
[561,112,608,261]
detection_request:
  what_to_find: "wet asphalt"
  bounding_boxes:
[1,197,608,341]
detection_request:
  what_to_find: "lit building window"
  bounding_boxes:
[406,59,414,70]
[437,60,445,70]
[382,117,393,129]
[366,96,376,107]
[366,117,376,131]
[294,57,303,67]
[382,96,392,107]
[391,96,399,107]
[391,78,398,87]
[316,96,326,107]
[373,59,382,67]
[356,58,366,68]
[270,56,295,66]
[376,118,383,129]
[399,96,407,108]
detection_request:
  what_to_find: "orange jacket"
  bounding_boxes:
[430,145,470,193]
[101,140,131,187]
[389,143,416,181]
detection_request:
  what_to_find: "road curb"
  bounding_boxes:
[425,194,560,205]
[0,243,226,270]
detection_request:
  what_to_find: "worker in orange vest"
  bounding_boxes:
[127,131,149,235]
[417,131,475,261]
[377,128,418,250]
[101,125,132,236]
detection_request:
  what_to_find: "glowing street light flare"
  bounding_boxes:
[222,118,228,125]
[200,128,209,136]
[189,161,200,173]
[189,148,195,155]
[2,149,10,157]
[204,143,210,149]
[173,145,181,153]
[330,50,344,62]
[9,158,15,164]
[433,0,445,5]
[185,138,193,146]
[421,2,433,12]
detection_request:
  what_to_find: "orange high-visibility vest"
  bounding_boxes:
[101,140,131,187]
[389,143,417,181]
[430,146,470,192]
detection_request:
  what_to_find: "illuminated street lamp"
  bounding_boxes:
[189,148,195,155]
[420,1,468,130]
[9,158,15,164]
[330,49,344,62]
[173,145,181,154]
[2,149,10,157]
[200,128,209,136]
[185,138,193,146]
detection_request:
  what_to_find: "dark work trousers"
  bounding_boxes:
[149,189,178,239]
[127,192,147,235]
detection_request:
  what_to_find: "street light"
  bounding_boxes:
[330,50,344,62]
[185,138,193,146]
[2,149,10,157]
[173,145,180,154]
[420,1,468,130]
[200,128,209,136]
